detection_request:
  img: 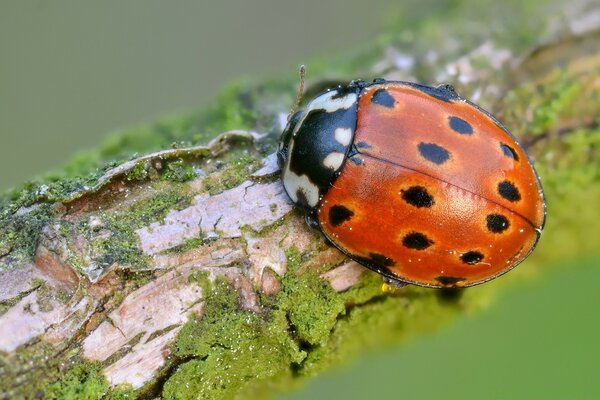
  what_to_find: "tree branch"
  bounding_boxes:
[1,5,600,398]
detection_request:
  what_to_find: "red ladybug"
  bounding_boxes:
[278,78,546,288]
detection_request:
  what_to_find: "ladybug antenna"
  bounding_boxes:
[288,64,305,122]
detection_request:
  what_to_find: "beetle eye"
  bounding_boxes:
[278,110,304,167]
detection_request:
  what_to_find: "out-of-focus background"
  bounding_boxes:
[1,1,599,399]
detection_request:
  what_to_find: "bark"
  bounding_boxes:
[0,130,371,398]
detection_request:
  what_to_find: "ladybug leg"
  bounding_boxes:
[305,212,321,230]
[383,276,408,288]
[381,277,408,294]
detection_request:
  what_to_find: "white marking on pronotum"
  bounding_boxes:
[282,139,320,207]
[283,170,320,207]
[323,152,345,171]
[308,90,357,113]
[288,90,356,146]
[334,127,353,146]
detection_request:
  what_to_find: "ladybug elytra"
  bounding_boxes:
[278,77,546,288]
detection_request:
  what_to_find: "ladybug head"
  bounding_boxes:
[278,87,359,210]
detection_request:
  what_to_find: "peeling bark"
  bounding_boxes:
[0,130,363,395]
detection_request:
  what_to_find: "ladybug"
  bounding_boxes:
[278,76,546,288]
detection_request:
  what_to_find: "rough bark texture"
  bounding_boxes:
[1,2,600,399]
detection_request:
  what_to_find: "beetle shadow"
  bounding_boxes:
[436,287,465,303]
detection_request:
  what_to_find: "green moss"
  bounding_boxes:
[164,276,304,400]
[520,76,584,137]
[161,159,197,182]
[162,244,465,400]
[124,161,149,182]
[166,237,207,254]
[105,385,136,400]
[103,332,146,367]
[92,218,150,272]
[274,249,459,381]
[10,326,136,399]
[34,278,71,312]
[531,81,582,136]
[1,343,66,398]
[0,279,41,316]
[0,233,12,257]
[203,153,259,195]
[187,270,211,290]
[164,246,349,399]
[88,186,193,271]
[278,247,346,345]
[42,362,109,400]
[146,324,180,343]
[0,203,53,273]
[527,128,600,265]
[122,185,191,221]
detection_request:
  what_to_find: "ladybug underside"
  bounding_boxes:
[281,81,545,288]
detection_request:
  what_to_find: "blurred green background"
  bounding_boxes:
[1,1,599,399]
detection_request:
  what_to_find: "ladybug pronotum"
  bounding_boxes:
[278,78,546,288]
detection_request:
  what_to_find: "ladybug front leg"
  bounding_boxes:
[305,212,321,230]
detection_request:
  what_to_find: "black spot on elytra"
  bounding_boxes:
[354,252,396,278]
[448,116,473,135]
[371,88,395,108]
[436,276,466,285]
[329,205,354,227]
[402,232,434,250]
[461,251,484,265]
[487,214,510,233]
[498,180,521,202]
[401,186,434,208]
[418,142,450,165]
[500,143,520,161]
[369,253,396,267]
